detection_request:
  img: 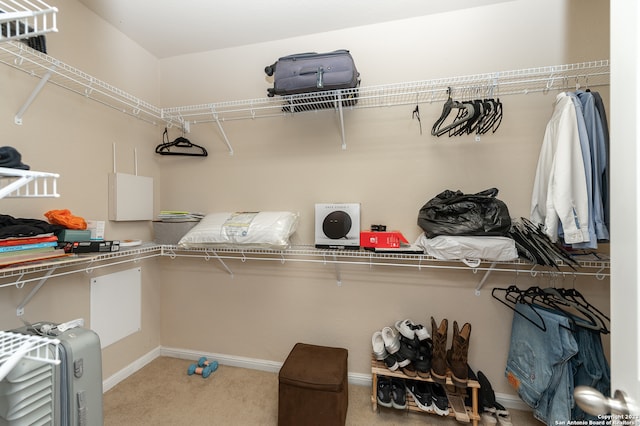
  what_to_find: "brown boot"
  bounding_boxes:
[430,317,448,384]
[447,321,471,388]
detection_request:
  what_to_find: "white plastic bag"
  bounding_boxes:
[415,234,518,267]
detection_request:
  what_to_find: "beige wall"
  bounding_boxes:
[0,0,162,378]
[0,0,610,400]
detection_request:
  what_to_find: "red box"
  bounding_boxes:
[359,231,409,249]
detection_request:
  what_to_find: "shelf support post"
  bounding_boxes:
[16,268,56,316]
[208,250,234,277]
[474,262,497,296]
[336,92,347,150]
[15,66,56,125]
[210,108,234,155]
[332,254,342,286]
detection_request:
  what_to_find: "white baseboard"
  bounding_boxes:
[159,346,282,374]
[159,346,373,387]
[103,346,531,412]
[102,346,161,392]
[493,392,531,411]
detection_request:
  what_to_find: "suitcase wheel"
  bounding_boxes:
[264,64,275,76]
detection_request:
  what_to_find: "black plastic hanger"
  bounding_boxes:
[155,128,208,157]
[539,287,603,332]
[558,287,610,334]
[492,285,547,332]
[519,286,579,332]
[412,104,422,135]
[431,88,476,137]
[475,99,499,135]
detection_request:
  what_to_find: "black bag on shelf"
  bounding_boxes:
[264,49,360,98]
[417,188,512,238]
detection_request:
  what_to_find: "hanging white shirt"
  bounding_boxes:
[530,92,590,244]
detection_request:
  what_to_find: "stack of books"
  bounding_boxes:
[157,211,204,222]
[0,234,71,268]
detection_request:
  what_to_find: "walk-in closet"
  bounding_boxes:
[0,0,635,424]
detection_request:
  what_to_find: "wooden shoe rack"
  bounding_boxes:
[371,357,480,425]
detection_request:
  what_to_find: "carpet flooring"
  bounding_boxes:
[103,356,539,426]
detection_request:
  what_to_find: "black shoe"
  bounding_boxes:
[394,350,411,368]
[415,338,433,378]
[383,353,399,371]
[465,365,478,408]
[401,362,417,377]
[430,382,450,416]
[406,380,433,412]
[377,377,393,408]
[398,335,419,362]
[477,370,497,411]
[390,378,407,409]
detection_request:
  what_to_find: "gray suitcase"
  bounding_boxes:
[4,322,103,426]
[265,49,360,97]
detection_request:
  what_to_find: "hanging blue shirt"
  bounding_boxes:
[576,90,609,241]
[565,92,597,249]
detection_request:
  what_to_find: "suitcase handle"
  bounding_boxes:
[299,66,325,89]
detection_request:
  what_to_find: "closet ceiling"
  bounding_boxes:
[77,0,514,59]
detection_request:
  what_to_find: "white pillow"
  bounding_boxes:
[178,211,299,250]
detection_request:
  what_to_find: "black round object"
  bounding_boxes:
[322,210,352,239]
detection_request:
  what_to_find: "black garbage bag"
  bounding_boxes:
[417,188,512,238]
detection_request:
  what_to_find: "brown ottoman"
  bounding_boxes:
[278,343,348,426]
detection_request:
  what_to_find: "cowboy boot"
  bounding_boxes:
[430,316,448,384]
[447,321,471,388]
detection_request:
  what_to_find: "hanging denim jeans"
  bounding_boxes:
[505,302,578,424]
[571,325,611,421]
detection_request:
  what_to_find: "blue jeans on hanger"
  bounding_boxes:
[571,325,611,421]
[505,302,578,424]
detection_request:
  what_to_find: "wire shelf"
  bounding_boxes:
[0,40,609,133]
[163,60,610,124]
[0,0,57,42]
[0,331,59,384]
[0,167,59,198]
[0,41,168,125]
[161,244,610,278]
[0,243,161,284]
[0,331,59,364]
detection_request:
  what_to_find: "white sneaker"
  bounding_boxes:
[395,319,430,341]
[395,319,415,339]
[371,331,388,360]
[494,403,513,426]
[481,411,497,425]
[413,323,430,341]
[382,326,400,354]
